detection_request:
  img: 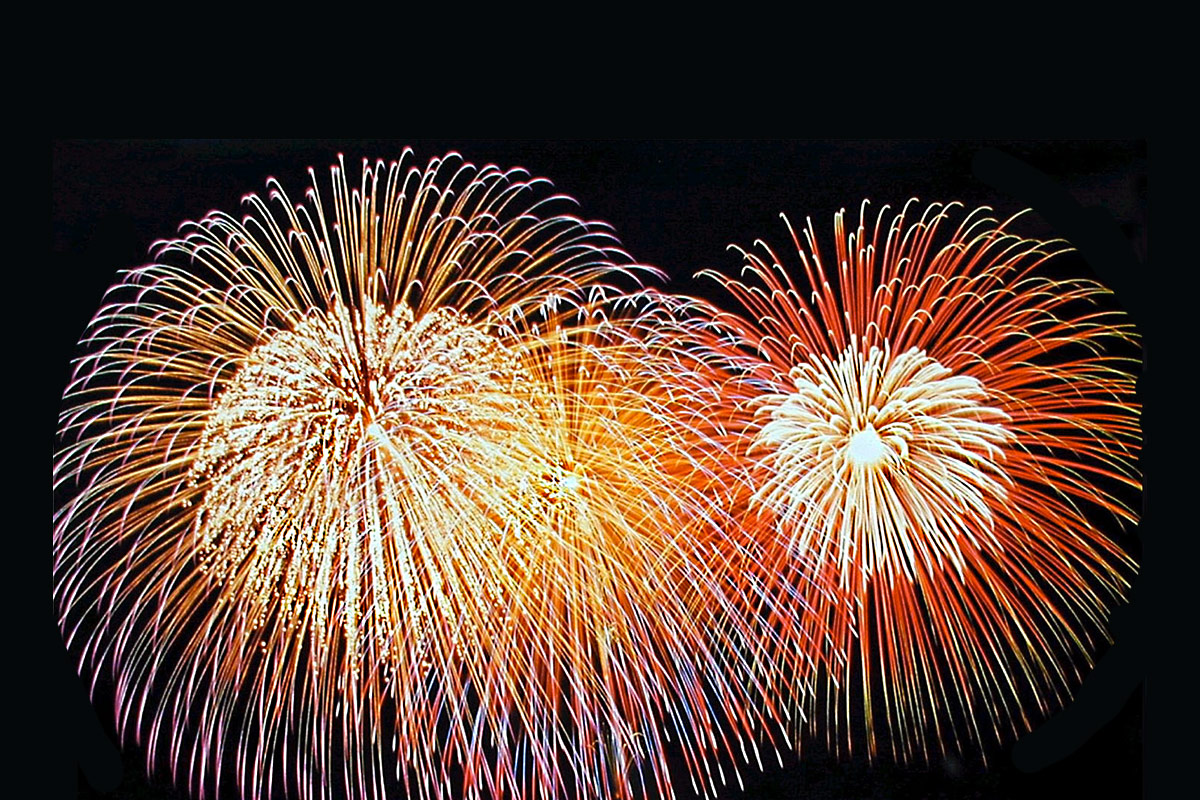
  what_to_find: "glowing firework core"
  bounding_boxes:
[846,424,887,467]
[189,297,548,659]
[751,340,1013,581]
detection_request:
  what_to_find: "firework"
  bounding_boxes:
[53,153,766,800]
[673,199,1141,762]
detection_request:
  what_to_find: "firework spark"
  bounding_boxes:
[671,199,1140,762]
[53,153,766,800]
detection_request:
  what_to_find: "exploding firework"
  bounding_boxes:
[52,153,767,800]
[670,199,1141,762]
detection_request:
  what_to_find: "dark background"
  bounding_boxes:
[49,139,1149,799]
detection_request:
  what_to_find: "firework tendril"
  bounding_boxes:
[53,154,770,800]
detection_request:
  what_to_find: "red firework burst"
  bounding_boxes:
[674,199,1140,761]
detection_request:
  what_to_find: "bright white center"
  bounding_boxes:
[561,473,581,493]
[847,424,887,467]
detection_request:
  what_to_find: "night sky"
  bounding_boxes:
[50,140,1150,800]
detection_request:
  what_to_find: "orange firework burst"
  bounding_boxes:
[672,200,1141,762]
[53,153,765,800]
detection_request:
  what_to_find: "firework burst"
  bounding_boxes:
[671,199,1141,762]
[53,153,765,800]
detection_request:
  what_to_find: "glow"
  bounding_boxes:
[751,341,1011,581]
[846,424,886,467]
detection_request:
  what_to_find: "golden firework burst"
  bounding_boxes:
[52,153,767,800]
